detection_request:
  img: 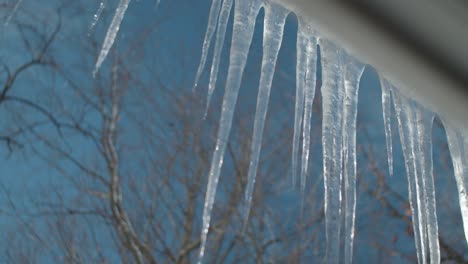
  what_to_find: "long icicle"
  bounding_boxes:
[443,121,468,245]
[198,0,262,262]
[411,103,429,264]
[193,0,223,90]
[380,77,394,177]
[415,107,440,264]
[93,0,131,76]
[393,88,427,264]
[89,0,106,34]
[342,54,365,264]
[4,0,24,26]
[291,18,308,188]
[299,21,317,206]
[204,0,234,116]
[242,2,288,228]
[319,38,345,264]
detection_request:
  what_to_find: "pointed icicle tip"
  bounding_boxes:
[291,18,308,189]
[298,19,318,215]
[4,0,24,27]
[242,1,288,229]
[93,0,131,76]
[88,0,106,36]
[193,0,223,91]
[204,0,234,115]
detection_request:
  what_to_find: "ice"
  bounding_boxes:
[393,87,440,263]
[380,77,394,177]
[416,109,439,264]
[193,0,223,90]
[6,0,468,262]
[443,121,468,244]
[205,0,233,116]
[342,54,365,264]
[4,0,23,26]
[291,18,308,188]
[318,39,364,264]
[198,0,262,262]
[194,0,467,262]
[393,88,426,263]
[298,19,317,204]
[93,0,131,76]
[319,38,345,264]
[242,2,289,227]
[89,0,106,34]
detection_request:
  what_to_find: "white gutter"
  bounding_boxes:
[274,0,468,129]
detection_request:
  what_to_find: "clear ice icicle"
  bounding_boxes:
[89,0,106,34]
[205,0,233,116]
[198,0,262,262]
[415,108,439,264]
[342,53,365,264]
[243,2,288,227]
[319,38,345,264]
[93,0,131,76]
[409,107,429,264]
[193,0,223,90]
[299,20,317,204]
[393,88,442,264]
[380,77,394,177]
[393,89,425,264]
[291,18,308,187]
[443,121,468,245]
[4,0,23,26]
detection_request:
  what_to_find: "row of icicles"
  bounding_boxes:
[81,0,467,263]
[192,0,468,263]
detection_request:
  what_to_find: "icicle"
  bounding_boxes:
[93,0,131,76]
[393,88,439,264]
[88,0,106,35]
[198,0,262,262]
[193,0,223,90]
[412,107,429,264]
[291,18,308,187]
[319,38,345,264]
[204,0,234,116]
[380,77,394,177]
[299,20,317,205]
[443,121,468,245]
[415,108,439,264]
[393,89,424,263]
[4,0,23,27]
[342,54,365,264]
[242,2,288,227]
